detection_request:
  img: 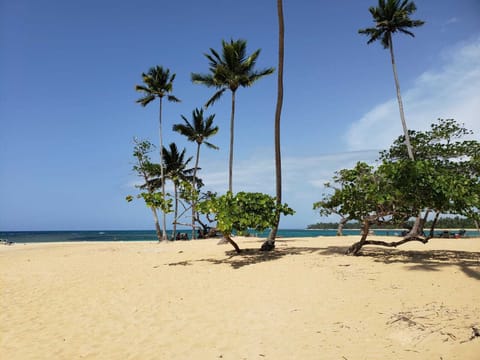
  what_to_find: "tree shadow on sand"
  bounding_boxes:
[166,242,480,279]
[326,246,480,281]
[196,246,325,269]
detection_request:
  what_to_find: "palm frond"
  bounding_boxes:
[204,141,219,150]
[205,88,226,108]
[167,95,181,103]
[135,94,156,106]
[191,73,216,87]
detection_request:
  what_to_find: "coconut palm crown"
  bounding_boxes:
[358,0,424,49]
[192,39,274,192]
[359,0,424,161]
[191,39,275,107]
[174,108,219,149]
[135,66,181,105]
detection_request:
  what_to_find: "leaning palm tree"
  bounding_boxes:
[359,0,424,161]
[192,39,274,192]
[262,0,286,251]
[161,143,194,240]
[135,66,181,240]
[173,108,219,239]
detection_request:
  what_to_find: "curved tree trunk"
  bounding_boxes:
[389,34,415,161]
[229,90,236,193]
[159,98,168,240]
[173,182,178,241]
[262,0,285,251]
[429,211,441,237]
[151,207,162,242]
[225,234,241,253]
[191,143,201,240]
[346,220,370,255]
[346,218,430,256]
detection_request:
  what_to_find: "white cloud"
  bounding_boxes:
[445,17,458,25]
[345,37,480,151]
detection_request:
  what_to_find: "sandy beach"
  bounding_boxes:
[1,236,479,359]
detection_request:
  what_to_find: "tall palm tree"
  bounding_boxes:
[161,143,193,240]
[173,108,219,239]
[359,0,424,161]
[192,39,274,192]
[135,66,181,240]
[263,0,286,251]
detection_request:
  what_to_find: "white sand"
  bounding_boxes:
[1,236,479,359]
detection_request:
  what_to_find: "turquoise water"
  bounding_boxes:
[1,229,478,243]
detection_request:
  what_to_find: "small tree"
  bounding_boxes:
[198,192,294,253]
[126,139,173,242]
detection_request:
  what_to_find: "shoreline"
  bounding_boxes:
[1,236,479,359]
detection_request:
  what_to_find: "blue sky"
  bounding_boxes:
[1,0,479,231]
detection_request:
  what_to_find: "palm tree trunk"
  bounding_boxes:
[173,182,178,241]
[159,98,167,240]
[191,143,201,240]
[263,0,284,249]
[389,34,415,161]
[229,90,236,193]
[151,206,162,242]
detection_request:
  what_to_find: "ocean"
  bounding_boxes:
[1,229,479,243]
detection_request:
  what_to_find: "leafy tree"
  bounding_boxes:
[126,139,172,242]
[315,119,479,255]
[262,0,285,251]
[192,39,274,192]
[198,192,294,253]
[359,0,424,160]
[173,108,219,238]
[135,66,181,240]
[380,119,480,235]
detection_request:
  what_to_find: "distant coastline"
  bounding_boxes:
[2,228,480,243]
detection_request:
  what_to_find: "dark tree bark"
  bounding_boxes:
[261,0,285,251]
[225,234,241,253]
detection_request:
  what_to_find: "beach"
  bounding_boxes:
[1,236,479,359]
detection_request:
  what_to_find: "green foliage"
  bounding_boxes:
[140,192,173,213]
[198,192,294,237]
[314,119,480,232]
[127,139,173,214]
[192,39,275,107]
[173,108,219,149]
[358,0,425,49]
[135,66,181,105]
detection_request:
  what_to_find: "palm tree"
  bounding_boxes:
[359,0,424,161]
[173,108,219,239]
[262,0,286,251]
[191,39,274,192]
[135,66,181,240]
[161,143,194,240]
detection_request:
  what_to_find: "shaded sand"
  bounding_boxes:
[1,236,479,359]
